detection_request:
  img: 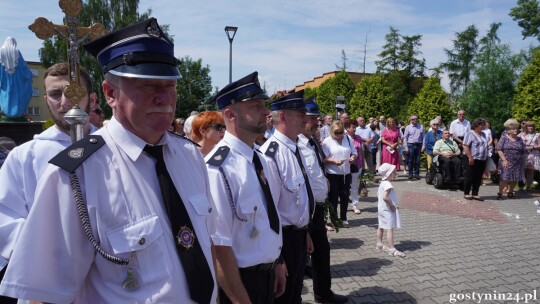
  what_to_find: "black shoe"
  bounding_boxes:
[315,292,349,303]
[414,175,420,180]
[408,175,413,180]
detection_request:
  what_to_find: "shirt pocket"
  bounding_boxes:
[284,173,304,192]
[187,193,213,248]
[107,214,167,283]
[237,193,263,252]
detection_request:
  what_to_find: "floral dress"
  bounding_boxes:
[497,135,525,181]
[520,133,540,170]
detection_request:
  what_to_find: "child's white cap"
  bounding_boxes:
[378,163,396,181]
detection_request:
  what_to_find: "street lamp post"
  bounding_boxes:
[224,26,238,84]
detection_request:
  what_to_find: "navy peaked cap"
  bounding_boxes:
[83,18,180,79]
[270,90,306,111]
[214,71,268,109]
[305,97,321,116]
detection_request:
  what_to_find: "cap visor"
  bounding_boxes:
[109,63,181,79]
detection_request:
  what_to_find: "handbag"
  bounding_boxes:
[350,162,359,173]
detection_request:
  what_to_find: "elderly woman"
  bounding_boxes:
[423,119,443,170]
[519,121,540,190]
[462,118,489,201]
[496,119,526,199]
[322,121,357,228]
[192,111,225,157]
[172,118,185,136]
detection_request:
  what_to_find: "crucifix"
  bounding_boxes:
[28,0,106,142]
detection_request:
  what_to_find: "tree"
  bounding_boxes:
[176,56,213,118]
[513,48,540,126]
[376,27,426,98]
[315,71,355,117]
[375,27,402,73]
[348,72,408,120]
[335,49,350,71]
[509,0,540,41]
[440,25,479,97]
[460,43,527,132]
[399,34,426,79]
[407,77,452,128]
[39,0,154,118]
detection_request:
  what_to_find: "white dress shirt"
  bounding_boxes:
[260,130,311,228]
[0,117,218,304]
[449,119,471,137]
[206,131,282,268]
[0,124,97,270]
[297,134,328,203]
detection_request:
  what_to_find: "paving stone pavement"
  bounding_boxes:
[302,172,540,304]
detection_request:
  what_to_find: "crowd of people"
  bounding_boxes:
[0,17,539,304]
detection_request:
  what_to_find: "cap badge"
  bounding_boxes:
[177,226,196,250]
[147,20,160,38]
[68,148,84,159]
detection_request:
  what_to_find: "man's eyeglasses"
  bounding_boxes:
[432,124,440,126]
[45,89,68,103]
[208,123,226,132]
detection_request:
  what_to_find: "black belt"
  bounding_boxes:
[240,261,275,272]
[282,225,308,231]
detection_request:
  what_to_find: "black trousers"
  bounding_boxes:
[463,159,486,195]
[308,204,332,298]
[219,266,275,304]
[439,155,463,181]
[328,173,351,221]
[275,229,307,304]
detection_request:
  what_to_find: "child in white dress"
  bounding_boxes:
[375,163,405,257]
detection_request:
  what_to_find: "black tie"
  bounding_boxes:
[144,145,214,304]
[252,152,280,234]
[294,146,315,221]
[308,137,326,175]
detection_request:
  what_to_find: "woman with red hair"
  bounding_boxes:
[192,111,225,156]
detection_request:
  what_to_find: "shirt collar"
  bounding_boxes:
[297,133,310,146]
[221,131,255,163]
[105,116,170,161]
[274,129,297,152]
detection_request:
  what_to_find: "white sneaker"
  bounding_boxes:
[353,206,361,214]
[537,207,540,214]
[533,200,540,207]
[342,220,350,228]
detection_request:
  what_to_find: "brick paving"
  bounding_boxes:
[302,173,540,303]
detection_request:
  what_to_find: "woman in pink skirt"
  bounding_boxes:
[381,117,401,170]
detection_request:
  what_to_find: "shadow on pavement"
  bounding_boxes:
[329,237,364,250]
[351,286,417,303]
[332,258,392,278]
[347,217,378,229]
[357,206,378,213]
[397,240,431,252]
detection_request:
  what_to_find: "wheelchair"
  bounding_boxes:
[425,155,465,189]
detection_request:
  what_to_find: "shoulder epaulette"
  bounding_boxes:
[49,135,105,173]
[168,131,201,147]
[206,146,230,166]
[264,141,279,158]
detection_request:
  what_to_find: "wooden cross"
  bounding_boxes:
[28,0,106,105]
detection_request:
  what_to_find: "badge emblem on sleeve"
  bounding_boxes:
[177,226,195,250]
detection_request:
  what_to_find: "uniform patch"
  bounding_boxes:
[177,226,196,250]
[68,148,84,159]
[206,146,230,166]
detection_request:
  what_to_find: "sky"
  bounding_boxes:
[0,0,537,94]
